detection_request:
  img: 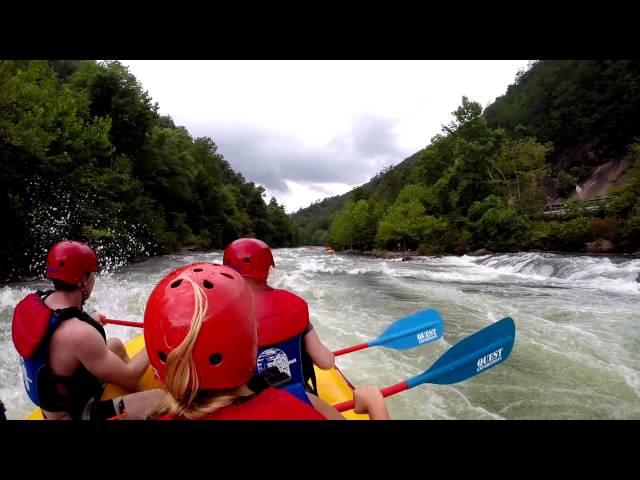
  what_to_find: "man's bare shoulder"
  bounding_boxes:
[51,318,105,352]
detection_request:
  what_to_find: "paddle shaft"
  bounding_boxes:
[104,318,143,328]
[333,343,368,356]
[334,381,409,412]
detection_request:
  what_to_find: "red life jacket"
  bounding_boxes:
[251,286,316,400]
[157,387,326,420]
[254,286,309,346]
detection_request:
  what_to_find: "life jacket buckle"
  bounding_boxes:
[247,367,291,393]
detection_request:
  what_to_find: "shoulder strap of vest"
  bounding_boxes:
[303,322,314,335]
[301,328,318,395]
[37,289,55,301]
[302,343,318,396]
[53,307,107,342]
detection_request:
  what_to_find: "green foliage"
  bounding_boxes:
[376,199,447,250]
[0,60,298,278]
[277,61,640,255]
[291,192,350,245]
[625,203,640,251]
[427,98,506,215]
[467,195,505,222]
[326,200,377,250]
[485,60,640,156]
[556,170,575,198]
[530,218,592,250]
[473,206,531,251]
[310,229,327,245]
[395,184,436,212]
[412,134,455,187]
[607,143,640,218]
[490,138,550,212]
[442,96,483,135]
[292,150,424,245]
[264,197,300,247]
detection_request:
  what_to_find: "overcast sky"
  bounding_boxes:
[122,60,530,213]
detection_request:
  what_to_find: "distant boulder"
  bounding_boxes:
[468,248,492,256]
[585,238,616,253]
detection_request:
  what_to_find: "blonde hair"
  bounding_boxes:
[150,277,241,419]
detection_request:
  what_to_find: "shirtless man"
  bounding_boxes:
[12,240,161,419]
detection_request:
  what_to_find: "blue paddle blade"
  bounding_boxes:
[408,317,515,388]
[369,308,444,350]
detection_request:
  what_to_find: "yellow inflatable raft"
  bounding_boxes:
[26,334,367,420]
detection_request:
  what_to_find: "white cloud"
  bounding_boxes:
[264,180,353,214]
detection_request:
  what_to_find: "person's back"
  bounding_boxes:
[158,387,326,421]
[223,238,335,396]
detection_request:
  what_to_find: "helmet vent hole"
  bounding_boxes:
[158,351,167,363]
[209,353,222,365]
[243,257,251,263]
[59,261,64,267]
[220,272,234,280]
[203,280,214,289]
[193,268,203,272]
[170,279,183,288]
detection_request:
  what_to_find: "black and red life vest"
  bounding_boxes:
[12,290,106,418]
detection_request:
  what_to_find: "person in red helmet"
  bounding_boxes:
[145,262,388,420]
[223,238,334,400]
[12,240,162,419]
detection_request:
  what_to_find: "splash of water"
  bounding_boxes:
[18,176,157,279]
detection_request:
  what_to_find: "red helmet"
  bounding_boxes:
[144,262,257,390]
[46,241,98,284]
[223,238,274,284]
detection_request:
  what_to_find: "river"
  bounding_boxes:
[1,248,638,419]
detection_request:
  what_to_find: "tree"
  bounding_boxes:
[327,201,356,249]
[473,205,530,250]
[310,229,327,245]
[490,138,551,211]
[0,60,300,278]
[265,197,299,247]
[294,61,640,255]
[70,61,158,158]
[376,199,445,251]
[326,200,377,250]
[413,134,456,186]
[395,184,436,213]
[556,170,575,198]
[442,96,483,134]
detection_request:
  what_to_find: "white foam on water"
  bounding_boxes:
[2,248,639,419]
